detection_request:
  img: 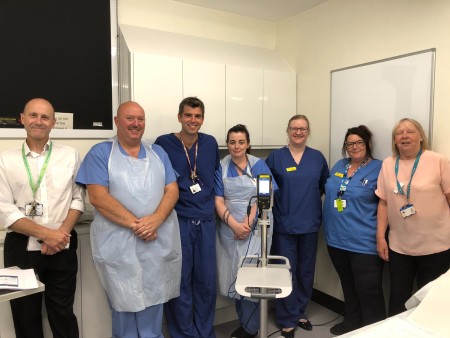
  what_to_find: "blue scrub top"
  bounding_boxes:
[155,132,220,220]
[323,158,382,255]
[214,156,278,197]
[75,140,177,187]
[266,146,329,234]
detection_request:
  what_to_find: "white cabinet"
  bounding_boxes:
[78,232,112,338]
[183,59,226,145]
[129,54,228,144]
[226,65,264,145]
[122,50,296,147]
[262,70,296,147]
[131,53,183,142]
[225,67,296,147]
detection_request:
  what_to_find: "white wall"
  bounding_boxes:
[276,0,450,299]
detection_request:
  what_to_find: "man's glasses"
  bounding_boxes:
[345,140,365,149]
[289,127,309,133]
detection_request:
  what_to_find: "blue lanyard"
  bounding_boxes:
[395,149,422,203]
[337,159,366,198]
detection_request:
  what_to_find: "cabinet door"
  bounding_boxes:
[226,66,264,146]
[132,53,183,142]
[79,233,112,338]
[262,70,296,147]
[183,59,226,145]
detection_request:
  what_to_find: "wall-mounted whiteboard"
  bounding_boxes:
[329,49,435,166]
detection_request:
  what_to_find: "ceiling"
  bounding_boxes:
[173,0,329,22]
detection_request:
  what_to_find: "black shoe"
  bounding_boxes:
[280,328,295,338]
[230,326,257,338]
[330,322,356,335]
[298,319,313,331]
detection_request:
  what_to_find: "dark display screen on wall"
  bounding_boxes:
[0,0,113,130]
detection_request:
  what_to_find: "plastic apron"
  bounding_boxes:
[216,155,273,299]
[90,137,182,312]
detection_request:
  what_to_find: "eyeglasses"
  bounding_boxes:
[345,140,365,149]
[124,116,145,123]
[289,127,309,133]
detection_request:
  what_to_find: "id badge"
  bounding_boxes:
[25,202,43,216]
[190,183,201,194]
[400,204,416,218]
[334,199,346,212]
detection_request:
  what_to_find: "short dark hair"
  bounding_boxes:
[341,125,374,158]
[178,97,205,117]
[226,124,251,154]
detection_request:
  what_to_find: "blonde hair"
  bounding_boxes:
[391,118,430,156]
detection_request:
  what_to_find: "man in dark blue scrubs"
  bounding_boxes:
[155,97,220,338]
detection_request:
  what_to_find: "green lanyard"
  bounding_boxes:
[395,148,421,204]
[22,141,53,200]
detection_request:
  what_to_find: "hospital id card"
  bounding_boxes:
[334,199,346,212]
[400,204,416,218]
[190,183,201,194]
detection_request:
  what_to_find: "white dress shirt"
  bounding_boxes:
[0,140,85,230]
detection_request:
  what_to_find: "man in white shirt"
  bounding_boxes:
[0,98,85,338]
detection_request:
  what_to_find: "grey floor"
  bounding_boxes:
[215,301,342,338]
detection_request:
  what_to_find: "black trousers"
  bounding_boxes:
[4,231,79,338]
[328,246,386,328]
[388,247,450,316]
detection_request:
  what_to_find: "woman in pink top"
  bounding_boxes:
[376,118,450,316]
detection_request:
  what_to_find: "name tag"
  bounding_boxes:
[286,167,297,172]
[334,199,347,210]
[334,172,344,178]
[400,204,416,218]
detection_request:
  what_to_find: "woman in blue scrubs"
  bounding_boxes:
[266,115,329,338]
[323,125,385,335]
[215,124,277,338]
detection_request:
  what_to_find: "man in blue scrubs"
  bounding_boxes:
[76,101,182,338]
[155,97,220,338]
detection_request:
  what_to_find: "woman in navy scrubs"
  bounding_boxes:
[266,114,329,338]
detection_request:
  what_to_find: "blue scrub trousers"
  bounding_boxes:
[111,303,163,338]
[271,232,318,328]
[165,219,216,338]
[235,298,259,335]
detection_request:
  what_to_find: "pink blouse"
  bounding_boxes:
[376,150,450,255]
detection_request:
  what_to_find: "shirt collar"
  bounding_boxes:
[23,139,51,157]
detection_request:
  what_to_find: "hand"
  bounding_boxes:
[377,238,389,261]
[43,229,70,252]
[233,222,252,240]
[41,243,58,255]
[133,215,162,241]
